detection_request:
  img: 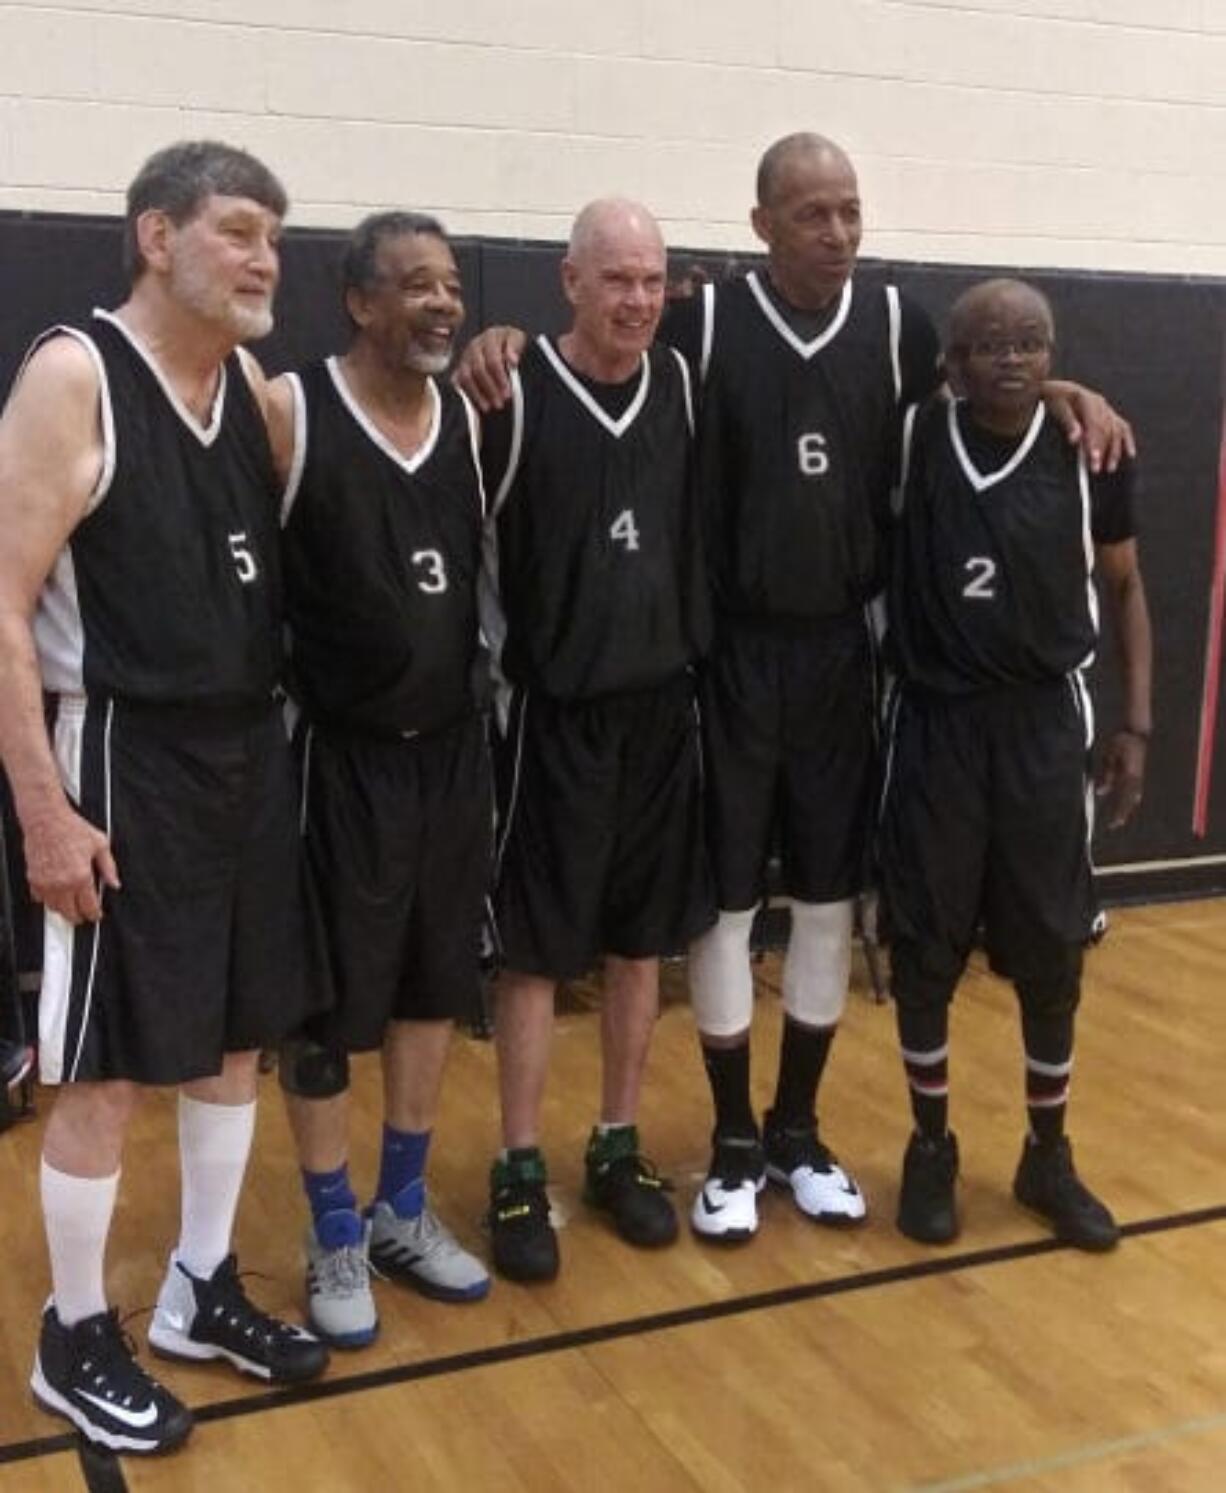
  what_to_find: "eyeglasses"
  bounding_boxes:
[962,335,1051,361]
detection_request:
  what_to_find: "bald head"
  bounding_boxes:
[946,278,1054,355]
[559,196,668,382]
[756,132,855,208]
[567,197,665,265]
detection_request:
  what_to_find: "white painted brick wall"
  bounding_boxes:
[0,0,1220,274]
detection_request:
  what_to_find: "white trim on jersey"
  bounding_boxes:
[17,327,118,514]
[280,373,309,527]
[1075,452,1101,641]
[489,367,525,521]
[947,399,1046,494]
[886,285,903,403]
[325,356,442,474]
[746,270,852,360]
[699,280,716,385]
[671,346,695,435]
[536,334,650,439]
[456,386,489,521]
[893,402,920,517]
[298,723,314,836]
[40,695,112,1084]
[93,308,227,447]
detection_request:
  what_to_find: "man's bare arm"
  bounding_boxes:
[0,335,120,922]
[1094,538,1153,829]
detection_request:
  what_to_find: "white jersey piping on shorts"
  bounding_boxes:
[536,335,651,439]
[40,696,113,1084]
[492,692,529,879]
[298,723,315,836]
[876,679,904,828]
[746,270,852,360]
[26,326,117,694]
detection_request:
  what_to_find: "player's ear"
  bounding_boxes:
[750,204,772,248]
[560,256,581,309]
[135,209,174,274]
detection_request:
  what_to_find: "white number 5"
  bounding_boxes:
[962,556,997,600]
[228,531,258,585]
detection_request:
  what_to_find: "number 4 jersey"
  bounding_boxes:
[281,358,486,736]
[32,311,283,707]
[481,335,710,700]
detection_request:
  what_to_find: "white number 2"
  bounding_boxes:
[412,548,448,594]
[962,556,997,600]
[228,531,258,585]
[609,508,641,552]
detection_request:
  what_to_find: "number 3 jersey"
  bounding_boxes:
[281,359,486,736]
[887,396,1137,695]
[33,310,283,706]
[481,335,709,701]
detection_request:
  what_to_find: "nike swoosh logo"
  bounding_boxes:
[159,1311,188,1332]
[76,1390,160,1428]
[701,1193,726,1215]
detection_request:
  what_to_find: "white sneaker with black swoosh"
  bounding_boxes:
[690,1134,766,1242]
[30,1301,193,1454]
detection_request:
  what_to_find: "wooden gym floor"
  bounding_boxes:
[0,898,1222,1492]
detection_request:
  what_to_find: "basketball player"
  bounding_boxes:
[881,278,1151,1249]
[459,132,1131,1247]
[482,198,713,1281]
[268,213,491,1347]
[0,141,328,1456]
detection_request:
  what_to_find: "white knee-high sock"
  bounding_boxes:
[176,1095,256,1279]
[41,1158,119,1326]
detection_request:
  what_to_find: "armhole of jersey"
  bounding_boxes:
[457,386,489,521]
[699,281,715,385]
[280,373,308,528]
[489,367,525,521]
[20,327,116,515]
[893,402,919,516]
[671,346,695,436]
[886,285,903,404]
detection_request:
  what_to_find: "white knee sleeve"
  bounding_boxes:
[783,899,853,1027]
[688,908,757,1038]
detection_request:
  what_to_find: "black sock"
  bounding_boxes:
[770,1016,835,1129]
[700,1040,756,1138]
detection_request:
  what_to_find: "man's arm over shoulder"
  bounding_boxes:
[0,334,119,922]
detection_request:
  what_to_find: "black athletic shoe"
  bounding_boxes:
[584,1126,678,1248]
[1013,1136,1119,1252]
[489,1149,559,1282]
[148,1254,329,1383]
[31,1303,193,1455]
[896,1130,960,1244]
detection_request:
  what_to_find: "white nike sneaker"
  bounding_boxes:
[690,1134,766,1243]
[763,1113,866,1224]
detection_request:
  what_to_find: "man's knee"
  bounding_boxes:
[278,1035,350,1099]
[890,938,964,1012]
[1015,945,1084,1018]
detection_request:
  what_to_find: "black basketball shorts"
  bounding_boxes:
[879,674,1097,1007]
[40,694,307,1085]
[700,612,877,911]
[491,673,715,981]
[295,714,491,1050]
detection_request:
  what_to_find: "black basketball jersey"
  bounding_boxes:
[663,272,940,622]
[282,359,485,736]
[32,311,282,706]
[482,335,708,700]
[888,397,1137,694]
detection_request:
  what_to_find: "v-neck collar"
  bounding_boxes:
[949,400,1046,493]
[327,356,441,474]
[537,335,650,439]
[746,271,852,360]
[94,308,227,447]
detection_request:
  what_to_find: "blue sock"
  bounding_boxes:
[375,1125,431,1218]
[302,1164,361,1248]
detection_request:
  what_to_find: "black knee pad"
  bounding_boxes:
[278,1035,350,1098]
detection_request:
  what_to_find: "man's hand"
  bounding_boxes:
[1043,379,1136,474]
[454,326,527,412]
[23,803,120,924]
[1095,728,1147,829]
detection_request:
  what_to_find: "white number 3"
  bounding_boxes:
[412,549,448,594]
[609,509,641,552]
[962,556,997,600]
[228,531,258,585]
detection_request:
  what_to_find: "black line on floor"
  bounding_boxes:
[77,1439,130,1493]
[3,1200,1224,1468]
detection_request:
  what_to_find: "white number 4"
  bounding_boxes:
[610,509,640,552]
[228,531,258,585]
[962,556,996,600]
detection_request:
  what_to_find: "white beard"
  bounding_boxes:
[170,253,274,342]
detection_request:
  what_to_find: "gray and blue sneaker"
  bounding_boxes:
[305,1210,378,1349]
[368,1183,491,1303]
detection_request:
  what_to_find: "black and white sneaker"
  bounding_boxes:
[690,1133,766,1243]
[31,1302,193,1455]
[148,1254,329,1384]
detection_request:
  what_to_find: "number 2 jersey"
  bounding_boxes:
[33,310,282,706]
[281,358,486,736]
[662,271,942,622]
[887,396,1137,695]
[481,335,709,700]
